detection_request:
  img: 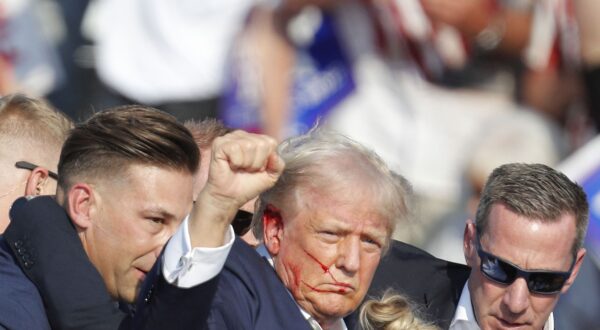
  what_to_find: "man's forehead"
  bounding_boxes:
[299,199,390,234]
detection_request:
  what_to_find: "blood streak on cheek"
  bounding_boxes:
[304,249,329,273]
[303,249,352,292]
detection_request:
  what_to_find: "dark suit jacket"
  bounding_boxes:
[3,196,126,330]
[345,240,470,330]
[135,237,312,330]
[5,196,469,330]
[0,235,51,330]
[5,196,309,329]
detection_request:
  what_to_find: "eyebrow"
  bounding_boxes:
[141,207,177,221]
[314,218,387,241]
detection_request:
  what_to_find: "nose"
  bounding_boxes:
[335,236,360,274]
[501,277,531,314]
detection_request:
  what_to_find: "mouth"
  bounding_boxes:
[302,281,355,294]
[134,267,149,281]
[495,316,529,329]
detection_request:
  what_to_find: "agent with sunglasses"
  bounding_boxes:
[452,163,589,330]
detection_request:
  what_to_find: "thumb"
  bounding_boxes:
[266,152,285,178]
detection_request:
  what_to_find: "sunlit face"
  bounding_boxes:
[82,165,194,303]
[465,203,584,330]
[268,191,389,326]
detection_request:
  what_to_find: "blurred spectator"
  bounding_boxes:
[0,0,64,97]
[425,110,565,263]
[222,0,559,245]
[89,0,256,122]
[519,0,589,149]
[45,0,93,121]
[575,0,600,132]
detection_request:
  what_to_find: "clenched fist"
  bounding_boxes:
[189,131,284,247]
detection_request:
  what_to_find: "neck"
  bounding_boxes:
[314,315,339,330]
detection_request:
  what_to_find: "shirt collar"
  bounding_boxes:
[450,282,554,330]
[256,244,347,330]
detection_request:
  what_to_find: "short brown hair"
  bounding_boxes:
[183,118,232,150]
[58,105,199,190]
[475,163,589,256]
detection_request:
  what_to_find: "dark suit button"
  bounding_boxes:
[23,260,33,269]
[144,286,154,304]
[16,247,25,255]
[13,240,23,248]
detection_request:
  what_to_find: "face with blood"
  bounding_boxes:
[263,187,390,326]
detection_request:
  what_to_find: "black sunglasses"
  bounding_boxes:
[15,161,58,180]
[475,234,574,295]
[232,210,253,236]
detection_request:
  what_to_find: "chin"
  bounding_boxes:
[316,302,354,319]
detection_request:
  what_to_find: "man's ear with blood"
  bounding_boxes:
[263,204,284,255]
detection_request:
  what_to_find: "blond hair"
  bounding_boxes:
[359,290,440,330]
[0,93,73,170]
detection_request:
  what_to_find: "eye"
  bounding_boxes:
[361,236,382,250]
[147,217,164,224]
[320,230,336,237]
[317,230,339,242]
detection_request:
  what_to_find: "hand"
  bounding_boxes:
[189,131,284,247]
[204,130,283,210]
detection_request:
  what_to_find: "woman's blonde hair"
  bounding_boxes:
[359,290,440,330]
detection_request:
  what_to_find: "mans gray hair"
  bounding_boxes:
[475,163,589,256]
[252,128,411,249]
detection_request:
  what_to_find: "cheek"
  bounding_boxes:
[477,281,507,314]
[530,296,559,318]
[278,245,335,292]
[360,255,380,279]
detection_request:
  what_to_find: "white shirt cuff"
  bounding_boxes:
[162,215,235,288]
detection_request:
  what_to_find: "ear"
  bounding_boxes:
[263,204,284,256]
[561,248,586,294]
[24,167,50,196]
[66,183,96,230]
[463,219,478,267]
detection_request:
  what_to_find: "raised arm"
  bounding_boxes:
[189,130,284,248]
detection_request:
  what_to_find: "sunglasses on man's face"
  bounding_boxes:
[475,235,574,295]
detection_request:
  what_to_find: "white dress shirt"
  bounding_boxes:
[162,215,235,288]
[450,282,554,330]
[161,217,346,329]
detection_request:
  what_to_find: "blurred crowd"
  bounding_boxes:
[1,0,599,328]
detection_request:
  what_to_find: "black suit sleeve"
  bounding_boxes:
[133,256,220,330]
[4,196,126,330]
